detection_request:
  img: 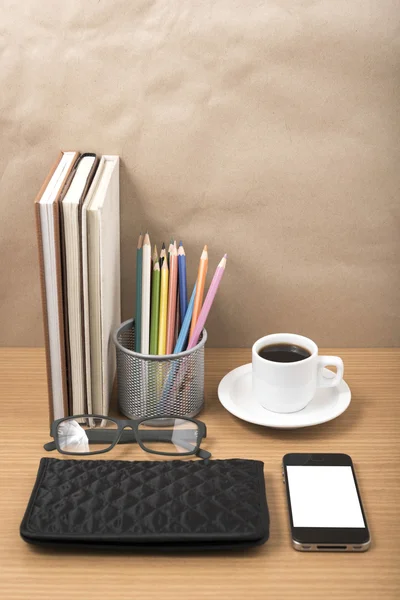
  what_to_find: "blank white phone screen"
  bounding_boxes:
[287,466,365,528]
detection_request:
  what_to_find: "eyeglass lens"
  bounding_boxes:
[138,417,200,455]
[56,417,118,454]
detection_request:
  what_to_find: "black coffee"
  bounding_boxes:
[258,343,311,363]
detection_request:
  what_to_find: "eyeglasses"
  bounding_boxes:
[44,415,211,459]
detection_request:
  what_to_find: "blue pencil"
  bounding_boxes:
[174,282,197,353]
[178,241,188,327]
[135,234,143,352]
[156,283,197,411]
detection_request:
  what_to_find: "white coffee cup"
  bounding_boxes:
[252,333,344,413]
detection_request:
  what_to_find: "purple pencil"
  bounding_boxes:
[187,254,227,349]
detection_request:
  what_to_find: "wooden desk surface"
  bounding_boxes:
[1,348,399,600]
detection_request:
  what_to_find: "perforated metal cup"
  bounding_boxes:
[113,319,207,419]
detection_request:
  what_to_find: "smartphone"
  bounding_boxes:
[282,453,370,552]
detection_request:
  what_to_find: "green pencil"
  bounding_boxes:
[149,259,161,354]
[135,234,143,352]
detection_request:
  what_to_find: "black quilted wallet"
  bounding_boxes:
[20,458,269,551]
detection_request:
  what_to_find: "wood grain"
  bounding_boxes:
[0,348,399,600]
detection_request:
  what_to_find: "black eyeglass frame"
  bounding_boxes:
[44,414,210,459]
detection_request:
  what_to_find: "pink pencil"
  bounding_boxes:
[166,241,178,354]
[187,254,227,349]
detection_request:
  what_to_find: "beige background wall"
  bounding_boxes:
[0,1,399,348]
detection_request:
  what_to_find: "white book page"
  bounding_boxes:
[98,157,120,414]
[39,151,76,418]
[62,155,95,414]
[84,156,120,415]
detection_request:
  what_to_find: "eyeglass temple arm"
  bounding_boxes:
[196,448,211,460]
[44,441,57,451]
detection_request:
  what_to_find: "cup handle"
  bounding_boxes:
[317,356,344,388]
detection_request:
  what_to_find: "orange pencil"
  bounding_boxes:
[189,245,208,337]
[166,242,178,354]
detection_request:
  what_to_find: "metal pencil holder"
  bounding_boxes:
[113,319,207,419]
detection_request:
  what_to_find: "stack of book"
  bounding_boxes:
[35,151,120,421]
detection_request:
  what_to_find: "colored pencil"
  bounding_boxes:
[140,232,152,354]
[161,282,198,406]
[174,244,181,345]
[168,239,173,265]
[174,283,197,353]
[158,259,169,354]
[149,260,161,354]
[187,254,227,349]
[189,245,208,338]
[166,241,178,354]
[152,244,158,267]
[159,242,166,267]
[135,233,143,352]
[159,282,195,407]
[174,292,180,346]
[178,241,188,327]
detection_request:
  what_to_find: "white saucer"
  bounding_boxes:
[218,364,351,429]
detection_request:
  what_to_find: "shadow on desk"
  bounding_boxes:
[232,393,362,442]
[24,543,271,558]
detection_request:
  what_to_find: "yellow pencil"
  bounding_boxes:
[158,259,169,355]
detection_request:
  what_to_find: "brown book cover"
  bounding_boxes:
[34,151,80,423]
